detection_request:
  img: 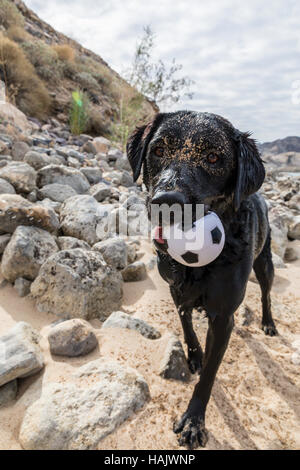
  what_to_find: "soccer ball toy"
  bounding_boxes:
[152,212,225,267]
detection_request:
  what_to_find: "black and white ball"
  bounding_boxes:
[153,212,225,267]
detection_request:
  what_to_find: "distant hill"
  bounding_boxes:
[0,0,156,135]
[259,136,300,155]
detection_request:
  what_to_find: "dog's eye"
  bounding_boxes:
[153,147,164,157]
[207,154,219,164]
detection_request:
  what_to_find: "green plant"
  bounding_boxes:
[126,25,194,107]
[0,0,24,29]
[111,91,144,152]
[69,90,90,135]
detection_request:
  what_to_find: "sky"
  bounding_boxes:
[25,0,300,142]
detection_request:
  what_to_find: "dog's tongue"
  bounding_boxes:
[153,226,165,244]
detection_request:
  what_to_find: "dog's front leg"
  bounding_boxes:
[178,307,203,374]
[174,313,234,448]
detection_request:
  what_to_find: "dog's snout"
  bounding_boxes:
[151,191,186,207]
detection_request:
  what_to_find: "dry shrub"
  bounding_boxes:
[22,40,62,82]
[53,44,75,62]
[85,106,110,136]
[6,25,29,43]
[0,0,24,29]
[0,35,51,119]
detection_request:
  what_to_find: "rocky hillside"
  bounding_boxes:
[260,136,300,155]
[259,136,300,173]
[0,0,156,135]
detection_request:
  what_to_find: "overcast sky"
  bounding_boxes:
[26,0,300,142]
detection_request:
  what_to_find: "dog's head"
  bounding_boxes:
[127,111,265,225]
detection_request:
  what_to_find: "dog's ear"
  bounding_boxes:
[233,129,265,211]
[126,113,163,182]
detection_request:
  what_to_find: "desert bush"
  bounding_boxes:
[0,35,51,118]
[6,25,29,43]
[76,71,100,93]
[22,40,62,82]
[0,0,24,29]
[85,106,110,136]
[69,90,90,135]
[53,44,75,62]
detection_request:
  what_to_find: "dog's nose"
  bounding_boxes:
[151,191,186,207]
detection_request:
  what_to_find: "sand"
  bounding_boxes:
[0,240,299,450]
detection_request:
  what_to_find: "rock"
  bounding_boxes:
[24,151,62,170]
[271,252,286,268]
[37,165,90,194]
[0,102,32,133]
[80,168,102,185]
[102,311,161,339]
[0,162,36,193]
[38,198,61,213]
[0,380,18,407]
[288,215,300,240]
[0,194,59,234]
[31,249,123,321]
[104,170,134,188]
[37,183,77,203]
[57,236,90,251]
[84,136,111,155]
[92,238,128,269]
[0,322,44,387]
[19,359,149,450]
[0,177,16,194]
[47,319,98,357]
[291,352,300,365]
[60,195,109,245]
[89,182,111,202]
[115,154,131,172]
[11,141,30,161]
[1,225,59,282]
[121,261,147,282]
[0,233,10,254]
[159,335,190,382]
[284,246,298,262]
[14,278,31,297]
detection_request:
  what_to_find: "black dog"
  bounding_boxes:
[126,111,277,449]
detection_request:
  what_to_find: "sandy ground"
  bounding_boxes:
[0,240,299,450]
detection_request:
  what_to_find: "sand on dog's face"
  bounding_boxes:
[0,240,300,450]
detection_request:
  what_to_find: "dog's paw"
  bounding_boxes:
[262,323,278,336]
[174,412,208,449]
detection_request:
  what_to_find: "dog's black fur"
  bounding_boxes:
[126,111,277,449]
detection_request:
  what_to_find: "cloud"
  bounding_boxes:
[25,0,300,142]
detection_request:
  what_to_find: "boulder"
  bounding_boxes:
[0,162,36,193]
[11,141,30,161]
[31,249,123,321]
[14,277,31,297]
[47,319,98,357]
[0,194,59,234]
[24,151,62,170]
[121,261,147,282]
[19,359,149,450]
[159,334,190,382]
[89,182,112,202]
[38,183,77,204]
[37,165,90,194]
[102,311,161,339]
[60,195,109,245]
[288,215,300,240]
[0,102,32,133]
[0,322,44,387]
[80,168,102,185]
[0,379,18,407]
[57,236,90,251]
[0,234,11,254]
[1,225,59,282]
[0,177,16,194]
[92,238,128,269]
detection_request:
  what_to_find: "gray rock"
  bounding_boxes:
[288,215,300,240]
[37,165,90,194]
[48,319,98,357]
[104,170,134,188]
[89,182,111,202]
[0,379,18,407]
[115,155,131,172]
[60,195,109,245]
[31,249,123,321]
[0,162,36,193]
[92,238,128,269]
[38,198,61,213]
[0,233,11,254]
[102,311,161,339]
[0,194,59,234]
[271,252,286,268]
[11,141,30,161]
[83,137,111,155]
[284,246,298,262]
[24,151,62,170]
[81,168,102,185]
[57,236,90,251]
[37,183,77,203]
[0,177,16,194]
[19,359,149,450]
[121,261,147,282]
[159,335,190,382]
[1,226,58,282]
[0,322,44,387]
[14,277,31,297]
